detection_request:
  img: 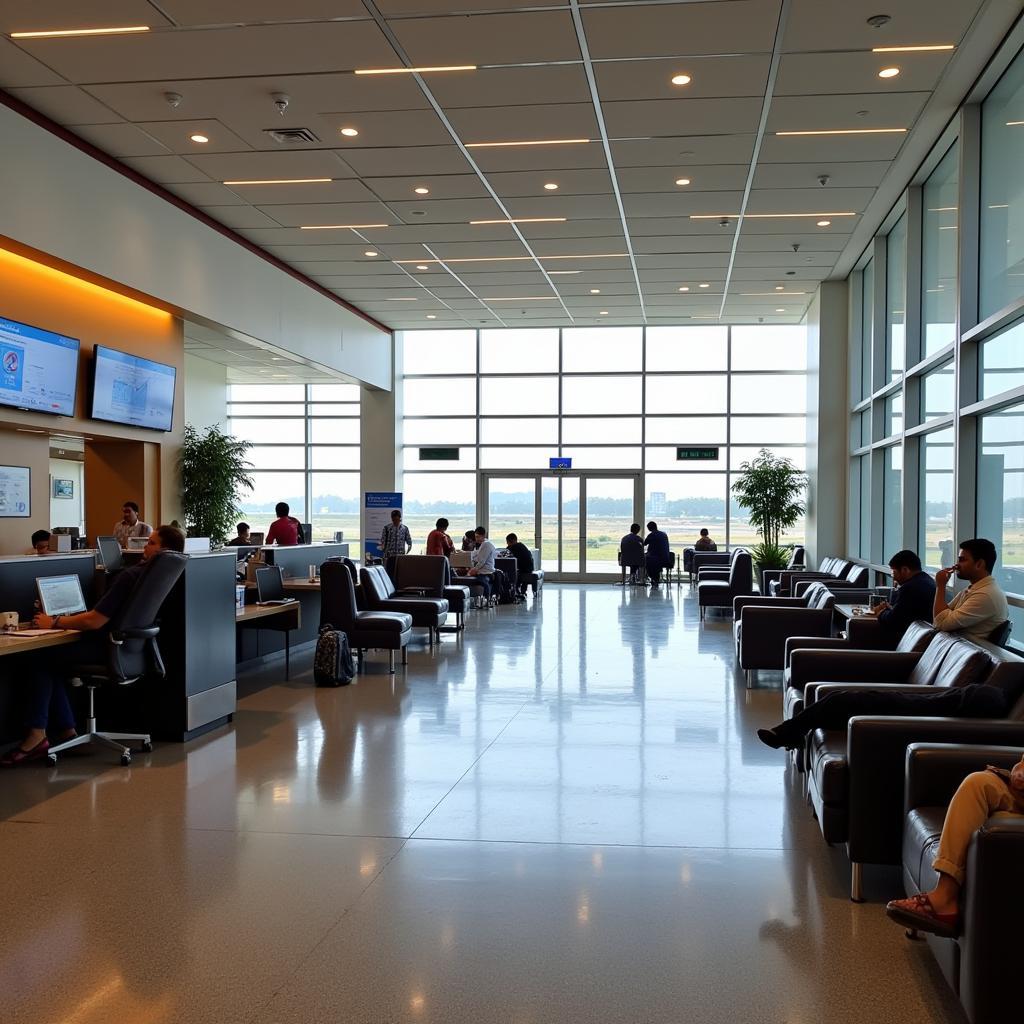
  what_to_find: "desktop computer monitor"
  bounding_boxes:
[96,535,123,573]
[36,574,88,617]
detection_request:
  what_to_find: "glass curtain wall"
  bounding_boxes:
[400,325,807,550]
[226,383,361,545]
[849,42,1024,648]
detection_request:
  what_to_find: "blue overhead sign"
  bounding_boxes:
[549,457,572,470]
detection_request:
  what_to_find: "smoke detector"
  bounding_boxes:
[866,14,892,28]
[271,92,290,116]
[164,91,182,109]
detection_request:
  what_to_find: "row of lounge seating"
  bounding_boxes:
[728,554,1023,1024]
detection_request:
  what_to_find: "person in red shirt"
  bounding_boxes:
[266,502,300,546]
[425,517,455,558]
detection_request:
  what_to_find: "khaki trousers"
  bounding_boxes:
[934,771,1023,885]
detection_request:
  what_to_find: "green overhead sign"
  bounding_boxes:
[676,447,719,461]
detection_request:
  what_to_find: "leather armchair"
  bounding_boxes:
[388,554,470,629]
[900,742,1024,1024]
[690,549,733,587]
[770,557,853,597]
[359,566,449,644]
[698,549,753,619]
[320,561,412,672]
[760,545,806,595]
[793,563,869,595]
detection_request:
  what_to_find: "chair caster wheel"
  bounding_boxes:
[120,753,132,766]
[141,740,153,753]
[47,753,57,766]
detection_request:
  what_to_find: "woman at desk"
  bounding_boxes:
[0,526,185,767]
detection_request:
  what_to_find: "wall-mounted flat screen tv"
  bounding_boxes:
[90,345,176,432]
[0,315,80,416]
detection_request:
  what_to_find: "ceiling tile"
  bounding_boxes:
[752,160,891,189]
[363,174,490,202]
[389,11,581,65]
[0,37,66,87]
[255,200,398,227]
[602,97,763,138]
[446,102,598,144]
[157,1,369,23]
[135,118,252,153]
[617,165,749,194]
[775,50,952,97]
[200,205,282,229]
[594,54,771,102]
[6,85,123,125]
[767,91,931,133]
[70,122,171,157]
[611,135,756,167]
[429,64,591,108]
[184,149,353,180]
[121,154,213,183]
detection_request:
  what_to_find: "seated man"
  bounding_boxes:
[619,523,645,582]
[30,529,51,555]
[694,528,717,552]
[468,525,497,604]
[461,530,477,552]
[426,517,455,558]
[644,520,671,586]
[1,525,186,767]
[870,549,936,646]
[933,538,1008,642]
[757,681,1016,751]
[226,522,251,546]
[504,533,534,594]
[266,502,300,546]
[886,754,1024,937]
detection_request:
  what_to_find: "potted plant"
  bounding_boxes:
[730,448,807,592]
[179,424,254,547]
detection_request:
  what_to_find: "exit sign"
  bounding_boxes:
[676,447,719,461]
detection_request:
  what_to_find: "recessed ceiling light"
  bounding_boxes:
[590,288,600,294]
[416,264,429,270]
[355,65,477,75]
[671,73,692,86]
[599,311,609,315]
[413,186,430,195]
[543,182,559,190]
[469,217,567,225]
[675,177,691,186]
[223,178,331,185]
[872,44,955,53]
[776,308,786,313]
[364,250,378,257]
[775,285,785,291]
[776,128,906,136]
[189,133,209,143]
[11,25,150,39]
[466,138,590,149]
[426,314,437,319]
[679,286,690,292]
[699,282,710,288]
[300,223,389,230]
[817,219,831,227]
[339,127,359,137]
[878,67,901,79]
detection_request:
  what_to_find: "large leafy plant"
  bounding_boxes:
[731,448,807,548]
[179,424,253,545]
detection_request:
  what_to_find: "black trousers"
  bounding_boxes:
[777,684,1008,745]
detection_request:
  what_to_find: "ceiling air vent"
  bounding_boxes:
[263,127,320,145]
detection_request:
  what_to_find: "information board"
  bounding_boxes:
[363,491,402,561]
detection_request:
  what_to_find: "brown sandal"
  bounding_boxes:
[886,893,959,938]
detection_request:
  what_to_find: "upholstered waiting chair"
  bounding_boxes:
[47,551,188,766]
[698,549,753,620]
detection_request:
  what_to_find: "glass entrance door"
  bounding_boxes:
[482,472,642,581]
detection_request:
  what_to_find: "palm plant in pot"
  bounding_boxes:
[179,425,254,547]
[730,448,807,592]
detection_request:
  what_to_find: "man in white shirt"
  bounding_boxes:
[468,525,497,606]
[933,538,1009,642]
[113,501,152,547]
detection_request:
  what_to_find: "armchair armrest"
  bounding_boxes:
[788,648,919,689]
[697,569,730,582]
[905,742,1023,812]
[735,596,806,614]
[845,616,885,648]
[112,626,161,641]
[740,607,833,669]
[845,716,1024,866]
[785,635,850,667]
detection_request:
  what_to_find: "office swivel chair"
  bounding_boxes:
[47,551,187,766]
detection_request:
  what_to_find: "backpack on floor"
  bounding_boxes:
[314,624,355,686]
[492,567,519,605]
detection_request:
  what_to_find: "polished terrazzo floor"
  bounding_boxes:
[1,585,964,1024]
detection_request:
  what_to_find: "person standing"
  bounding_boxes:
[266,503,300,546]
[379,509,413,559]
[933,538,1009,642]
[113,501,152,547]
[426,517,455,558]
[644,520,671,587]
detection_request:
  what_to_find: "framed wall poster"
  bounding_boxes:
[53,478,74,499]
[0,464,31,517]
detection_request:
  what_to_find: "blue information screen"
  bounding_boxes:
[0,315,80,416]
[549,457,572,470]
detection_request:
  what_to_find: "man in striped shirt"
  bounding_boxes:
[379,509,412,559]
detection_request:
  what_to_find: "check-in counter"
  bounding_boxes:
[236,542,348,664]
[0,551,238,743]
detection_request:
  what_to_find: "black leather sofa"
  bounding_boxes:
[697,548,753,619]
[360,566,449,645]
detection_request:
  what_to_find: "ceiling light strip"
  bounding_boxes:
[776,128,907,136]
[356,0,574,326]
[394,253,627,265]
[567,0,646,322]
[225,178,332,185]
[690,212,856,219]
[469,217,567,225]
[718,0,792,322]
[871,44,955,52]
[299,223,389,230]
[355,65,476,75]
[465,138,590,148]
[10,25,150,38]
